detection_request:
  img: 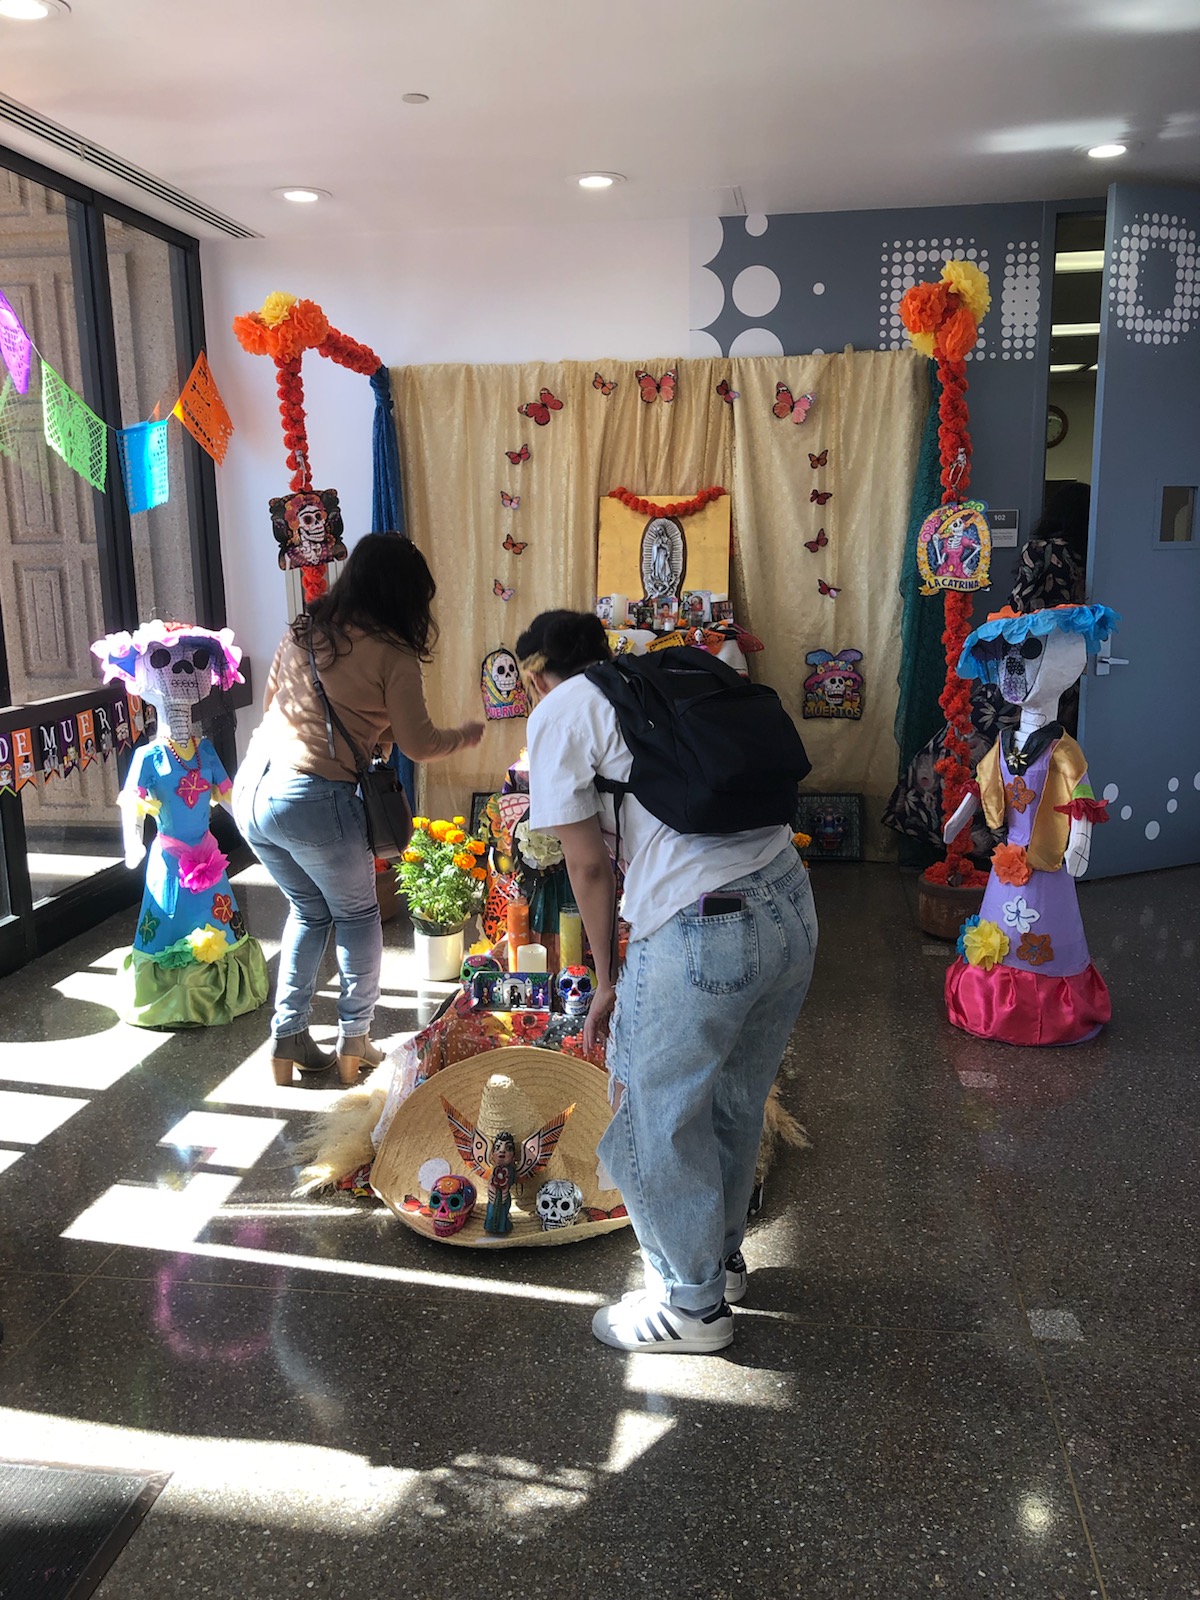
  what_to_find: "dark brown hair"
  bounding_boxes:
[290,533,438,663]
[515,610,611,680]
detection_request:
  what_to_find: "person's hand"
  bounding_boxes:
[457,721,485,749]
[583,982,618,1056]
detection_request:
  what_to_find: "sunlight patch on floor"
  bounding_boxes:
[0,1089,90,1143]
[160,1111,287,1170]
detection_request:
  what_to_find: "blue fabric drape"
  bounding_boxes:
[370,365,406,537]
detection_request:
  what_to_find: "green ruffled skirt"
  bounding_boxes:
[122,935,269,1029]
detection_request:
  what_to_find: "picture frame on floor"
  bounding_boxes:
[794,791,865,861]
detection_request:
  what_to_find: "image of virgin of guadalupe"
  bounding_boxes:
[269,487,348,571]
[639,516,687,600]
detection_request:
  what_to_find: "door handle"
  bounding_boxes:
[1094,640,1130,676]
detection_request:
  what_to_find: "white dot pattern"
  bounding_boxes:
[998,241,1041,361]
[878,238,991,357]
[1110,212,1200,344]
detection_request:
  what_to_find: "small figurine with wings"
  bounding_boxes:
[440,1094,575,1235]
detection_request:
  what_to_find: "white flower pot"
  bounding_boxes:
[412,927,465,982]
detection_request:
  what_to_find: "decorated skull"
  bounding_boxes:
[536,1178,584,1230]
[556,965,596,1018]
[481,648,529,720]
[461,951,502,985]
[428,1174,477,1237]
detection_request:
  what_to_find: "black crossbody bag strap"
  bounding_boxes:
[306,635,373,777]
[594,775,627,980]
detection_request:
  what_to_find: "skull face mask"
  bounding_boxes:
[429,1174,477,1237]
[536,1178,584,1230]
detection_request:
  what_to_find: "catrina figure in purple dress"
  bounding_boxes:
[91,620,269,1028]
[942,603,1119,1047]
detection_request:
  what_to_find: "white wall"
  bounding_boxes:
[200,219,690,746]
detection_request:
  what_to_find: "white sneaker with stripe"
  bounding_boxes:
[591,1293,734,1353]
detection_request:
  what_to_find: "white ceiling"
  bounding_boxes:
[1,0,1199,240]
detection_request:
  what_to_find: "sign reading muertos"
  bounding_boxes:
[916,500,991,596]
[480,647,528,720]
[269,487,347,571]
[803,647,865,720]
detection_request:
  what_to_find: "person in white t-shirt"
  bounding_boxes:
[517,610,818,1354]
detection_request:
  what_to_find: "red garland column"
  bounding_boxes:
[929,354,987,888]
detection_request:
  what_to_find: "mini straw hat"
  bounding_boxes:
[371,1046,629,1248]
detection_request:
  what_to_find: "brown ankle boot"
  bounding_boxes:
[270,1029,335,1086]
[335,1033,384,1086]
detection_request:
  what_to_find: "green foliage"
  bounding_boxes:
[396,819,487,933]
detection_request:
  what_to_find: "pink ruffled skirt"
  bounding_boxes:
[945,958,1111,1047]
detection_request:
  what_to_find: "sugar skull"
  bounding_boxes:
[481,648,528,720]
[268,487,348,571]
[461,951,502,985]
[92,621,243,746]
[536,1178,584,1231]
[803,648,864,721]
[429,1173,477,1237]
[556,965,596,1018]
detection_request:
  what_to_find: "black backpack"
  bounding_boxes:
[585,646,811,835]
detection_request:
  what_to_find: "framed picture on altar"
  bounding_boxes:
[793,792,864,862]
[470,792,494,840]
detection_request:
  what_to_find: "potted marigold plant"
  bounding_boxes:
[396,816,488,979]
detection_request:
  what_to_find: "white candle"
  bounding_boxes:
[610,593,628,626]
[516,942,548,972]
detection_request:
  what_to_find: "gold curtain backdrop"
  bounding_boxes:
[393,352,927,852]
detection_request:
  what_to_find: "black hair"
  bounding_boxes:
[515,610,611,679]
[1032,482,1091,563]
[290,534,438,663]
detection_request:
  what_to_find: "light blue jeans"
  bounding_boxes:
[234,763,381,1039]
[599,847,818,1313]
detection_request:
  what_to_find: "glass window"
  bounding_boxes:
[104,215,198,620]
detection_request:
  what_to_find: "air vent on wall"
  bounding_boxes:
[0,92,258,240]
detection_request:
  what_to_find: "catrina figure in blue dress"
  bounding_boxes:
[91,620,269,1028]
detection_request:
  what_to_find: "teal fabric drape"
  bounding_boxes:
[893,366,947,771]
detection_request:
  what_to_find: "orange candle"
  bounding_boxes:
[506,897,530,969]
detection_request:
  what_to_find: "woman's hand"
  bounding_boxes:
[583,982,617,1056]
[457,721,485,749]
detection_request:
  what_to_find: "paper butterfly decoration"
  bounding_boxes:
[505,444,530,464]
[773,384,814,424]
[636,369,676,404]
[716,379,739,404]
[804,527,828,553]
[592,372,617,396]
[503,531,528,555]
[808,449,829,468]
[811,489,833,505]
[584,1203,629,1222]
[500,491,520,510]
[493,579,514,601]
[518,388,564,425]
[818,579,841,598]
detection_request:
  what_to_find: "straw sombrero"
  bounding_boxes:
[370,1046,629,1248]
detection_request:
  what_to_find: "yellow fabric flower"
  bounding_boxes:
[941,260,991,322]
[961,918,1009,971]
[135,794,162,819]
[257,290,298,328]
[188,924,228,964]
[909,330,936,359]
[453,852,474,871]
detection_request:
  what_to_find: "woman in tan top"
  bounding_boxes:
[233,536,483,1084]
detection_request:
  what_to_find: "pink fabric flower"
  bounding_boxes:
[175,832,228,891]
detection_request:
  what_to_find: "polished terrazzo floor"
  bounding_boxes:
[0,861,1196,1599]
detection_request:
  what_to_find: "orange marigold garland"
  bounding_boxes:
[607,484,726,519]
[233,291,385,607]
[899,259,992,890]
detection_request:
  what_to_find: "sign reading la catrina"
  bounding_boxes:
[916,500,992,596]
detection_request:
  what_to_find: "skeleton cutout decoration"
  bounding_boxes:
[536,1178,584,1231]
[90,620,268,1028]
[640,516,687,600]
[803,647,864,720]
[269,487,348,571]
[428,1174,478,1237]
[916,500,991,595]
[481,647,529,720]
[556,965,596,1018]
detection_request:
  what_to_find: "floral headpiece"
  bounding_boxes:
[91,619,243,692]
[957,604,1120,681]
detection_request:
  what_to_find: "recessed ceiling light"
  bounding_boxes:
[0,0,69,19]
[401,92,429,105]
[1054,250,1106,274]
[1051,322,1102,337]
[1087,142,1128,159]
[273,187,331,204]
[1050,363,1087,373]
[574,173,626,190]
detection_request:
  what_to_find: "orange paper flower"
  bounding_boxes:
[992,842,1032,886]
[1005,775,1036,814]
[1017,931,1054,967]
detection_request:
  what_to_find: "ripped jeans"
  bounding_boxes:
[598,847,818,1312]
